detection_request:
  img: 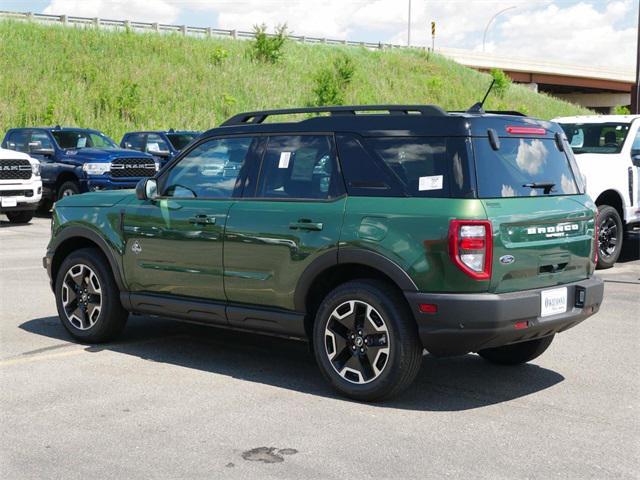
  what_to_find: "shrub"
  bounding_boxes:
[210,47,229,66]
[614,105,631,115]
[249,24,288,63]
[490,68,511,98]
[311,55,356,106]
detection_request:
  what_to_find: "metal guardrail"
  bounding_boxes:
[0,10,406,50]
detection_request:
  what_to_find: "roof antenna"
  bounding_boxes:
[467,79,495,114]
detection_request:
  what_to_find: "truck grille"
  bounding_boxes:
[110,158,156,178]
[0,159,32,180]
[0,189,33,197]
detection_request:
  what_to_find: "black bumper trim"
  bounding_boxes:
[404,276,604,357]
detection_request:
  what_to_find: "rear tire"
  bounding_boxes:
[57,181,80,200]
[6,211,34,224]
[313,280,422,401]
[478,335,554,365]
[596,205,623,269]
[55,247,128,343]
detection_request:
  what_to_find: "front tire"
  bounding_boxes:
[6,211,34,224]
[478,335,554,365]
[55,247,128,343]
[596,205,623,269]
[57,181,80,199]
[313,280,422,401]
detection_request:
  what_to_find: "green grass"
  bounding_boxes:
[0,20,591,140]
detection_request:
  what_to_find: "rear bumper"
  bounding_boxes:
[404,276,604,357]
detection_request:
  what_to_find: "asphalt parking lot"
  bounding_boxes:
[1,216,638,479]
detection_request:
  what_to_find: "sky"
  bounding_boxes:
[1,0,637,69]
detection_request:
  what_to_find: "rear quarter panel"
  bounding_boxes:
[340,197,489,293]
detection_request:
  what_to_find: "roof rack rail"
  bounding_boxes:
[221,104,447,126]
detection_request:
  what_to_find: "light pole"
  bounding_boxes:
[482,6,516,52]
[407,0,412,46]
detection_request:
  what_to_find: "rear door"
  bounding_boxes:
[223,134,346,312]
[473,135,596,293]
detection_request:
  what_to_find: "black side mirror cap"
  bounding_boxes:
[632,154,640,168]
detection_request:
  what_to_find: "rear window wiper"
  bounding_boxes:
[523,182,555,194]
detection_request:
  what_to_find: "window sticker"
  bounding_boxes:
[418,175,443,191]
[147,142,160,153]
[278,151,292,169]
[76,137,87,148]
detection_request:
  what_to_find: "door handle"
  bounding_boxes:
[289,219,323,231]
[189,214,217,225]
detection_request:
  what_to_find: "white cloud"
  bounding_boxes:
[40,0,637,68]
[43,0,179,24]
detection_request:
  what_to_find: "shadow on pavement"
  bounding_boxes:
[21,315,564,411]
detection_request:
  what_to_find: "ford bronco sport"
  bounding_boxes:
[44,105,604,401]
[2,127,158,211]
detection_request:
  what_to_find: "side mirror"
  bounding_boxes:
[136,178,158,201]
[29,141,54,156]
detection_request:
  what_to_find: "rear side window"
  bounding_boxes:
[474,137,579,198]
[255,135,344,200]
[363,137,474,198]
[5,131,31,152]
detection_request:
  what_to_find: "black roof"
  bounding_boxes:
[203,105,561,139]
[123,130,200,135]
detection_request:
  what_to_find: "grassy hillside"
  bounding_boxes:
[0,20,590,140]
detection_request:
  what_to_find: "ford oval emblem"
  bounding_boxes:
[499,255,515,265]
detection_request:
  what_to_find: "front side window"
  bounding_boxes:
[632,129,640,154]
[6,131,31,152]
[52,130,118,150]
[561,123,630,154]
[123,134,145,151]
[474,137,579,198]
[255,135,343,200]
[161,137,254,198]
[145,134,170,154]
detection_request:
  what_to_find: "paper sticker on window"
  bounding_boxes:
[76,137,87,148]
[147,142,160,153]
[278,151,292,169]
[418,175,443,191]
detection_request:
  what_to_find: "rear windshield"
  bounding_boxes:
[560,123,630,154]
[361,137,474,198]
[474,137,579,198]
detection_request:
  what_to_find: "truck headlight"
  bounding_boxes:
[31,162,40,177]
[82,162,111,175]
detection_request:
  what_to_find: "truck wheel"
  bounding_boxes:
[313,280,422,401]
[55,247,128,343]
[478,335,554,365]
[57,181,80,199]
[37,199,53,213]
[596,205,623,269]
[6,211,34,224]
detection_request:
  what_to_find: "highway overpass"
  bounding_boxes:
[439,48,635,113]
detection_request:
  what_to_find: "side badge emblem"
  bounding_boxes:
[499,255,515,265]
[131,240,142,255]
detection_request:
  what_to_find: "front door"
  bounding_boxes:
[122,135,260,302]
[224,134,346,312]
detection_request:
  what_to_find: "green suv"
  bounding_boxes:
[44,105,604,401]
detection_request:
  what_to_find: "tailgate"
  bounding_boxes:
[483,195,596,293]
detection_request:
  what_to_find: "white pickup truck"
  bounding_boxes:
[553,115,640,268]
[0,148,42,224]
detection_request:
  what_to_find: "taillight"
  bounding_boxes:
[506,126,546,135]
[448,220,492,280]
[594,212,599,264]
